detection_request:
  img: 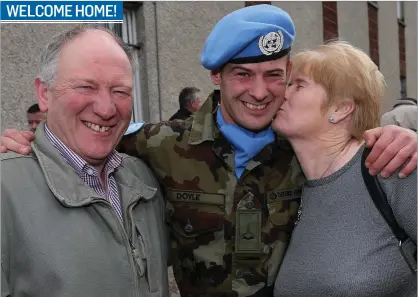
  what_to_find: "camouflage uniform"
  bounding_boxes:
[132,91,305,297]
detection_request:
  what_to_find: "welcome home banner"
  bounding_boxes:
[0,1,123,23]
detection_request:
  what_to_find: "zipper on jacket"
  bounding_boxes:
[129,239,147,277]
[126,199,159,293]
[126,201,150,286]
[92,198,141,297]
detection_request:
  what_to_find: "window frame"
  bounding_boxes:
[104,5,144,123]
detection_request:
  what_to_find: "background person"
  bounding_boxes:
[26,103,46,132]
[169,87,201,120]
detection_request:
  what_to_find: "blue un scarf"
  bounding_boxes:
[216,108,275,178]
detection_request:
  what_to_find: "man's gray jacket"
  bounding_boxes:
[1,126,169,297]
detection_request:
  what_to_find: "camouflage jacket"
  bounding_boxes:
[131,90,305,297]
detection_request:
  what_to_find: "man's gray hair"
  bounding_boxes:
[179,87,200,108]
[39,24,136,87]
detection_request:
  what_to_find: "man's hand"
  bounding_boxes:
[0,129,35,155]
[363,125,417,178]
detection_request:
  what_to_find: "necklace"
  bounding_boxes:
[319,150,345,179]
[295,149,345,226]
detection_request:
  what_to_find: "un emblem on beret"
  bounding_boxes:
[258,31,284,56]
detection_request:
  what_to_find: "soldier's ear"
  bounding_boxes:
[210,70,221,86]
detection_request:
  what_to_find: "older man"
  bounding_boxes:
[1,25,169,297]
[1,5,417,297]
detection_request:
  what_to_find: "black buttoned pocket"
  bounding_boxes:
[165,189,225,238]
[165,189,226,282]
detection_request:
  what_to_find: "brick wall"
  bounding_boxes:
[322,1,338,41]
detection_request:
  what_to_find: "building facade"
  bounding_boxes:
[1,1,417,130]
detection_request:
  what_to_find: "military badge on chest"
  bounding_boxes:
[235,192,262,254]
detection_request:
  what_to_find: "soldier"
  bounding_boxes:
[117,5,418,296]
[1,4,417,297]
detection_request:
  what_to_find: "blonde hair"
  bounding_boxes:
[291,41,385,140]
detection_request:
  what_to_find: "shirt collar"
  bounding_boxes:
[44,124,122,177]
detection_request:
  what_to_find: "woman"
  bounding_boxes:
[273,41,416,297]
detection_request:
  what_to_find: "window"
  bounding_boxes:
[104,6,144,123]
[400,76,407,98]
[397,1,405,22]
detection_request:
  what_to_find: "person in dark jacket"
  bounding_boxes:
[169,87,201,120]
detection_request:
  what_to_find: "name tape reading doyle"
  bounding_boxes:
[1,1,123,22]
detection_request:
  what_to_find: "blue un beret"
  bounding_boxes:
[201,4,296,70]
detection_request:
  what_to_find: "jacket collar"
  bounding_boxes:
[187,91,294,174]
[32,123,156,208]
[188,90,220,145]
[393,98,417,108]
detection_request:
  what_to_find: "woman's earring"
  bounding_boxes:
[328,116,335,123]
